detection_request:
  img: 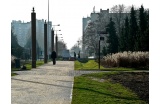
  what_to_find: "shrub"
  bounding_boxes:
[102,51,149,68]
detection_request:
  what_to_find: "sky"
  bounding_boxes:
[8,0,149,49]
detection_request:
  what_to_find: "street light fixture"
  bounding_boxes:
[52,24,60,29]
[55,30,61,34]
[53,24,60,26]
[97,31,107,70]
[57,34,62,35]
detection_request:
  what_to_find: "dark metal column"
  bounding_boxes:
[44,20,48,63]
[55,35,58,56]
[31,7,36,68]
[51,28,54,51]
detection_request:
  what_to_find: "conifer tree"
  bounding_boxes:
[106,18,118,54]
[102,46,107,56]
[128,6,138,51]
[119,25,125,51]
[119,16,130,52]
[11,29,24,58]
[139,5,149,51]
[124,16,130,51]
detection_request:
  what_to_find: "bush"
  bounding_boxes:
[102,51,149,68]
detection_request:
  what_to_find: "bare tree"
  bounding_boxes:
[83,21,99,56]
[110,4,127,37]
[70,45,80,54]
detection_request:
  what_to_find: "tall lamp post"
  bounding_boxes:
[51,28,54,52]
[55,30,61,56]
[77,41,80,58]
[31,7,36,68]
[48,0,49,60]
[44,20,48,63]
[51,24,60,52]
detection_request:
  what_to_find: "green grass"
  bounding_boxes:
[71,72,147,104]
[74,60,145,71]
[24,60,44,70]
[11,73,18,76]
[11,61,44,76]
[75,60,105,70]
[11,60,44,72]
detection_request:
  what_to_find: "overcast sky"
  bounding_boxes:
[8,0,149,49]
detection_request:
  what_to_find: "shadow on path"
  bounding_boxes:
[73,87,140,101]
[12,78,72,89]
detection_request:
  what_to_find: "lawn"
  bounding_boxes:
[71,72,148,104]
[74,60,146,71]
[12,60,44,71]
[11,73,18,76]
[75,60,105,70]
[24,60,44,70]
[11,60,44,76]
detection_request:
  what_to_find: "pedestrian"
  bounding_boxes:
[51,50,57,65]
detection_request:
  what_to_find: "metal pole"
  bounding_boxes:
[31,7,36,68]
[44,20,48,63]
[56,34,58,56]
[48,0,50,59]
[51,28,54,52]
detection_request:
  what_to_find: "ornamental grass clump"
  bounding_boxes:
[102,51,149,68]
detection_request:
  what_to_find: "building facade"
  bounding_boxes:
[11,19,52,55]
[82,8,129,58]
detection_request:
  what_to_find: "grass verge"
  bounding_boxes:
[11,61,44,75]
[72,72,148,104]
[11,73,18,76]
[12,60,44,71]
[74,60,148,71]
[11,61,45,76]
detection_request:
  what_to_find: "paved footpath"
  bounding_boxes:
[12,61,75,104]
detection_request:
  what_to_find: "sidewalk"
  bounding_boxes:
[11,61,74,104]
